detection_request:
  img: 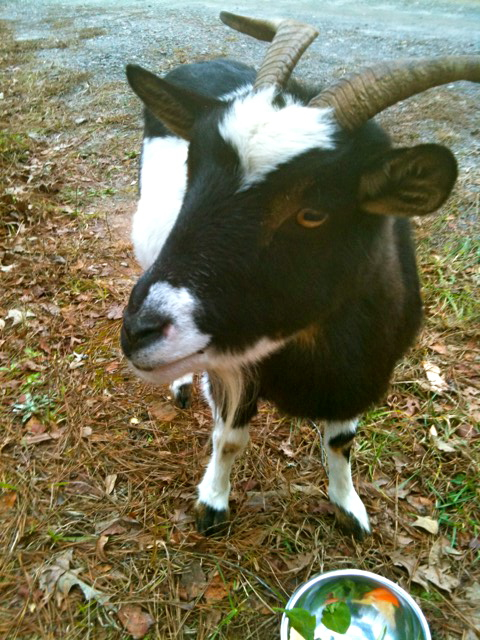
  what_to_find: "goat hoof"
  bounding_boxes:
[195,502,229,536]
[174,383,193,409]
[333,504,371,541]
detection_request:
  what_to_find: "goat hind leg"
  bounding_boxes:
[325,419,370,539]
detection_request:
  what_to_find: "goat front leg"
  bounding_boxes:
[195,417,250,535]
[325,419,371,539]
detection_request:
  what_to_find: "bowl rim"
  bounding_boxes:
[280,568,431,640]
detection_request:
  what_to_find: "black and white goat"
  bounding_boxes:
[121,12,480,538]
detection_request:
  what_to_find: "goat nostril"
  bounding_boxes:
[162,322,174,339]
[121,313,174,354]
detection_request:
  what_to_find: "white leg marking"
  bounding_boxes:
[169,373,194,408]
[325,419,370,534]
[197,417,250,512]
[170,373,193,394]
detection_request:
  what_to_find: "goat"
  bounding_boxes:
[121,12,480,538]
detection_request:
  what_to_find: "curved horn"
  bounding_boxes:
[220,11,318,91]
[309,56,480,131]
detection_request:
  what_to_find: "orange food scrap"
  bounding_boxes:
[363,588,400,607]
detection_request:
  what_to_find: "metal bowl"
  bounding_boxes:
[280,569,431,640]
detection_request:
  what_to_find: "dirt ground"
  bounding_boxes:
[1,1,479,639]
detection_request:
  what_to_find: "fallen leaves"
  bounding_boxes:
[148,402,178,422]
[105,473,117,495]
[0,490,17,513]
[117,605,154,639]
[22,426,67,446]
[392,537,462,594]
[422,360,449,394]
[38,550,112,609]
[203,572,230,604]
[37,550,155,638]
[412,516,439,535]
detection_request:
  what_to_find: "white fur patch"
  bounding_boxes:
[132,136,188,270]
[325,420,371,533]
[210,336,286,370]
[220,83,254,102]
[169,373,193,396]
[197,418,250,511]
[130,282,210,374]
[219,87,336,188]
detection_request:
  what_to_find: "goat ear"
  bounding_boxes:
[126,64,221,140]
[359,144,457,217]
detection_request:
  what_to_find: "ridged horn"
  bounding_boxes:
[309,56,480,131]
[220,11,318,91]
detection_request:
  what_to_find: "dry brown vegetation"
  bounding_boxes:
[1,18,479,640]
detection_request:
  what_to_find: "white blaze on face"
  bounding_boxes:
[219,87,336,188]
[132,136,188,270]
[129,282,211,378]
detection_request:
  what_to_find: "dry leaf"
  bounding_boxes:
[23,427,67,445]
[117,605,154,639]
[429,342,449,355]
[7,309,35,325]
[403,396,421,416]
[171,507,194,528]
[105,474,117,495]
[406,495,433,514]
[391,552,429,591]
[422,361,449,393]
[420,565,460,592]
[149,402,177,422]
[38,550,112,608]
[465,582,480,605]
[0,491,17,513]
[283,551,316,574]
[457,424,480,440]
[179,561,206,601]
[428,537,463,567]
[280,440,295,457]
[66,480,103,498]
[25,417,46,435]
[96,535,110,562]
[95,515,139,536]
[204,573,229,603]
[106,304,124,320]
[412,516,439,535]
[245,491,276,511]
[433,438,456,453]
[105,360,120,373]
[469,537,480,551]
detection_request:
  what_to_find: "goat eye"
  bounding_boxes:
[296,208,328,229]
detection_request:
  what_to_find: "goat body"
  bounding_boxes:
[121,15,476,538]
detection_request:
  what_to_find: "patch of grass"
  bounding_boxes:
[10,37,72,52]
[78,27,107,40]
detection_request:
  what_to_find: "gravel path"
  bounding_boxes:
[2,0,479,83]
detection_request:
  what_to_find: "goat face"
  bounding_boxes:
[121,75,457,386]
